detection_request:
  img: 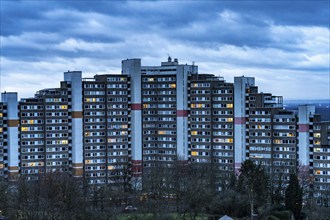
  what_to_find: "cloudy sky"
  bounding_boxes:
[1,0,329,100]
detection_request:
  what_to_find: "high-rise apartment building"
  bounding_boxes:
[19,87,70,179]
[82,74,131,185]
[188,74,234,173]
[298,107,330,206]
[0,58,329,205]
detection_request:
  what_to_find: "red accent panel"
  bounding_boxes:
[298,124,309,132]
[131,103,142,110]
[234,117,246,125]
[132,160,142,165]
[177,110,188,117]
[131,160,142,177]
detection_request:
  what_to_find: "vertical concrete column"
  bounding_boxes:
[122,59,142,179]
[298,105,315,168]
[64,71,83,177]
[234,76,255,173]
[1,92,19,180]
[176,65,192,161]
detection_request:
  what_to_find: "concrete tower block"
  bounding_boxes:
[176,65,191,161]
[64,71,84,177]
[298,105,315,167]
[1,92,19,180]
[122,59,143,178]
[233,76,255,172]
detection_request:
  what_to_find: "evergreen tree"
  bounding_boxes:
[237,160,269,219]
[285,173,303,220]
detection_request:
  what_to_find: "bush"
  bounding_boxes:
[266,210,292,220]
[267,216,280,220]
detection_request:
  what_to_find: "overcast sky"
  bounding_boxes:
[1,0,329,100]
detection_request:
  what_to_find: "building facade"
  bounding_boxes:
[0,58,329,204]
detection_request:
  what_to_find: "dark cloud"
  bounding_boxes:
[2,1,328,52]
[0,0,329,99]
[219,1,330,27]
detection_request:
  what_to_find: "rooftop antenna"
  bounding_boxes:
[192,61,196,75]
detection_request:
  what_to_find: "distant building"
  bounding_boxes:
[0,58,329,205]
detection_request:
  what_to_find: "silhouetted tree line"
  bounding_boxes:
[0,160,329,220]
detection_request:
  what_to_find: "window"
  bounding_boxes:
[191,151,198,156]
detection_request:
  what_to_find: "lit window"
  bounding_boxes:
[21,127,29,131]
[227,104,233,108]
[61,105,68,109]
[0,113,2,117]
[288,133,294,137]
[108,138,116,143]
[143,104,149,109]
[170,84,176,88]
[0,128,2,133]
[191,131,197,135]
[85,160,91,164]
[314,148,321,152]
[191,104,196,108]
[158,131,165,135]
[85,98,96,102]
[314,133,321,138]
[148,78,155,82]
[191,151,198,156]
[85,132,91,137]
[315,170,321,175]
[227,138,233,143]
[61,140,68,144]
[108,165,115,170]
[227,118,233,122]
[314,141,321,145]
[274,140,281,144]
